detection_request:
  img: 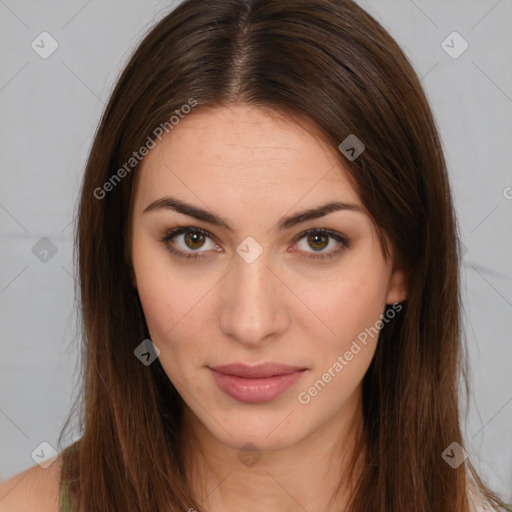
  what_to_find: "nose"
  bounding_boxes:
[218,249,289,347]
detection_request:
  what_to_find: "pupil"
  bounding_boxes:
[309,233,327,251]
[186,232,204,249]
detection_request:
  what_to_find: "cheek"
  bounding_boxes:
[137,272,202,344]
[296,273,389,409]
[133,244,219,359]
[132,241,184,340]
[309,263,390,349]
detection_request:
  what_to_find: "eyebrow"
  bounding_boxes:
[142,196,365,231]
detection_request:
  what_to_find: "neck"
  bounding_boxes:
[180,388,367,512]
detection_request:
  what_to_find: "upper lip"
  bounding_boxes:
[209,362,307,378]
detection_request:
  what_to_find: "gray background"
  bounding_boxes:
[1,0,511,503]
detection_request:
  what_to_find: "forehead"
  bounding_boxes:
[133,104,361,211]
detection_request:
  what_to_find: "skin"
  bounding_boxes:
[0,457,62,511]
[129,104,407,512]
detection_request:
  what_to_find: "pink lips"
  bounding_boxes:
[209,363,307,404]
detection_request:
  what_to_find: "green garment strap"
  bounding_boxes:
[59,480,72,512]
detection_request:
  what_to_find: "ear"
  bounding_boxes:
[385,261,407,304]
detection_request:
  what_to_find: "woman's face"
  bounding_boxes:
[130,104,406,452]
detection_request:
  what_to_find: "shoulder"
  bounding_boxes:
[0,456,62,512]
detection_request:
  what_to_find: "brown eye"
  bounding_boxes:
[160,227,218,260]
[307,232,329,251]
[184,231,206,250]
[294,228,349,261]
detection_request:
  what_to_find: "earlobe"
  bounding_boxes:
[385,265,407,304]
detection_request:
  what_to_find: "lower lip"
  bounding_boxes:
[209,368,306,404]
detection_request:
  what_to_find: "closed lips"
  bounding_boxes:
[209,363,307,379]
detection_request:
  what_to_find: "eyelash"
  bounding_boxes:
[159,226,349,261]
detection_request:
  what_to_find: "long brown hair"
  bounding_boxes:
[58,0,510,510]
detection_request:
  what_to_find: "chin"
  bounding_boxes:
[207,413,306,452]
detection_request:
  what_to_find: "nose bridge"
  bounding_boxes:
[218,245,287,344]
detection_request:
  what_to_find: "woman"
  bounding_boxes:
[0,0,509,510]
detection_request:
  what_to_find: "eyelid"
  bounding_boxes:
[292,228,348,246]
[292,228,349,261]
[159,226,219,258]
[160,226,349,261]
